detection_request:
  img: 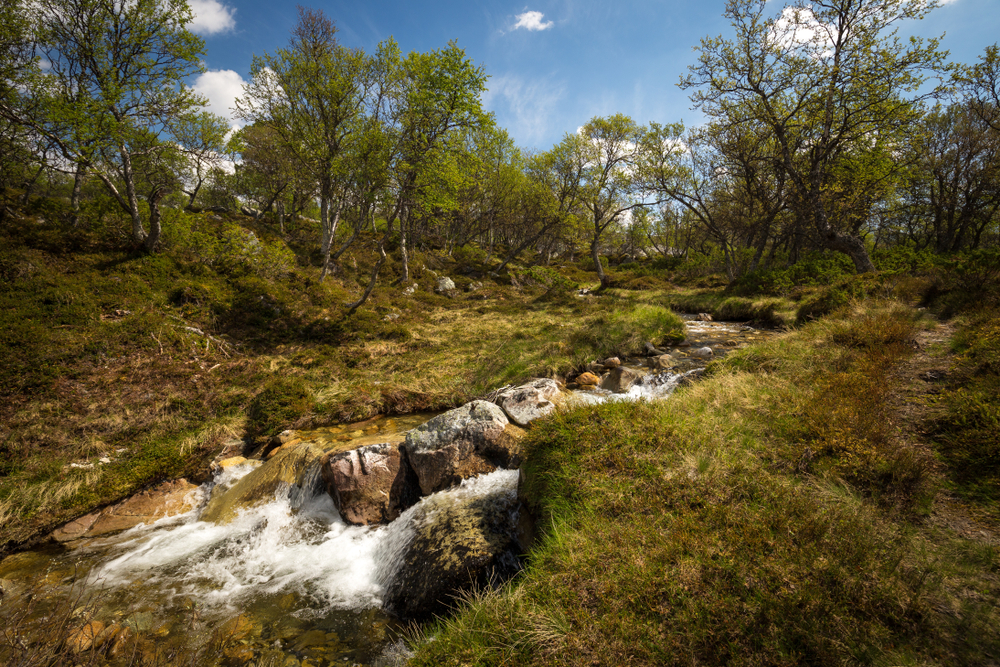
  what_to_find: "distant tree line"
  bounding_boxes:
[2,0,998,299]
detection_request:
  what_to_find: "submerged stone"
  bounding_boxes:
[599,366,642,393]
[200,443,324,524]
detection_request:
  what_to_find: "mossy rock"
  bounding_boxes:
[382,486,522,620]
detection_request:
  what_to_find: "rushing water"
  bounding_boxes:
[0,319,774,665]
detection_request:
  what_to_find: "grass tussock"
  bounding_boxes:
[662,290,794,328]
[408,300,999,666]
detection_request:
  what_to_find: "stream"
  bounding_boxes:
[0,318,775,666]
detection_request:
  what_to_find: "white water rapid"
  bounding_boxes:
[90,465,519,617]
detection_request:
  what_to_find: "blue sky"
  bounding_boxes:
[187,0,1000,151]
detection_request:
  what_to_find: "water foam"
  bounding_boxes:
[91,463,519,615]
[566,369,697,406]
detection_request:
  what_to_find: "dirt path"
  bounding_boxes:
[890,317,999,545]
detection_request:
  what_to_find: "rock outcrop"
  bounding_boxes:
[403,401,514,496]
[495,379,560,427]
[321,442,421,525]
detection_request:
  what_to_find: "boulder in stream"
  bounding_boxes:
[599,366,643,393]
[690,346,714,359]
[403,400,515,495]
[495,378,560,427]
[321,442,421,525]
[381,472,523,621]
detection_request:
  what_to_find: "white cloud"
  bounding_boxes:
[512,10,554,32]
[188,0,236,35]
[192,69,245,126]
[770,6,835,57]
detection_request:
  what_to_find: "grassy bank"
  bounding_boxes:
[408,301,1000,666]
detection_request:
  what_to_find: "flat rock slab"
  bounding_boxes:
[404,400,512,495]
[201,443,324,524]
[321,442,421,525]
[53,479,200,542]
[496,379,561,427]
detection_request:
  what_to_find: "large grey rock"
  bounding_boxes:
[599,366,643,393]
[496,379,560,427]
[321,443,420,525]
[434,277,456,293]
[382,473,523,620]
[403,401,514,495]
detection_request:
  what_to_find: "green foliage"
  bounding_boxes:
[245,379,314,440]
[872,244,937,275]
[730,252,856,296]
[926,249,1000,315]
[163,212,295,279]
[518,265,576,292]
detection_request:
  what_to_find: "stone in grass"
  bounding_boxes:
[404,401,516,496]
[495,378,561,427]
[434,277,456,293]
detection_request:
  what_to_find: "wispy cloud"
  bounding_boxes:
[192,69,246,126]
[512,10,554,32]
[482,74,565,145]
[188,0,236,35]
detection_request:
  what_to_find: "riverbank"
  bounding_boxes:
[409,301,1000,666]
